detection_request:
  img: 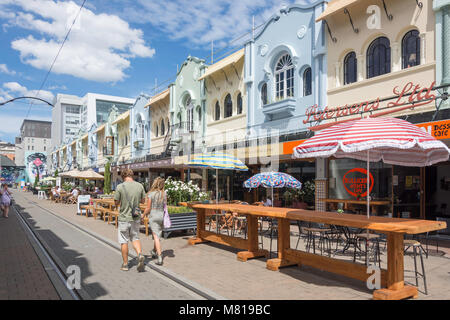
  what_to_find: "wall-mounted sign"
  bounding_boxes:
[343,168,374,198]
[417,119,450,140]
[303,81,436,131]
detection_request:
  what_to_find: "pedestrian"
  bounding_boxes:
[1,184,12,218]
[114,169,146,272]
[143,177,167,266]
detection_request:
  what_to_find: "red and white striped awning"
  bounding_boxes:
[293,118,450,167]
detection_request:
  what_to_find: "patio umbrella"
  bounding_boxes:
[293,117,450,219]
[243,172,302,207]
[74,169,104,180]
[60,169,81,178]
[187,152,248,202]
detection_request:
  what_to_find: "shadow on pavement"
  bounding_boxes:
[13,203,108,299]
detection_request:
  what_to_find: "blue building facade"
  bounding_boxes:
[130,94,151,161]
[244,2,327,139]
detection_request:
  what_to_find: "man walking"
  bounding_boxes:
[114,169,146,272]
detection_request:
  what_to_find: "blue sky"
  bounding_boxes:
[0,0,312,143]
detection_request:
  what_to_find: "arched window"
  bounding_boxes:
[224,94,232,118]
[237,93,243,114]
[366,37,391,79]
[303,67,312,96]
[136,114,144,140]
[198,107,202,122]
[402,30,420,69]
[344,52,357,85]
[275,54,294,100]
[167,119,170,133]
[160,119,165,136]
[261,83,268,105]
[155,124,159,138]
[215,101,220,121]
[185,95,193,131]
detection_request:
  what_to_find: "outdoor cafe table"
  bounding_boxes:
[182,202,446,300]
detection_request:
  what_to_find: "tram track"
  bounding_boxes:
[12,196,224,300]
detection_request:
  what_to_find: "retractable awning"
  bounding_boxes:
[316,0,361,22]
[198,49,244,81]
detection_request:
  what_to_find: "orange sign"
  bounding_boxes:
[343,168,374,198]
[282,139,306,155]
[416,120,450,140]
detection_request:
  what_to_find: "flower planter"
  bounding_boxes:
[162,211,197,239]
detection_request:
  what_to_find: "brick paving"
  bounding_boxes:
[11,190,204,300]
[13,189,450,300]
[0,205,60,300]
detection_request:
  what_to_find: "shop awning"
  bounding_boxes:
[316,0,361,22]
[81,133,88,140]
[145,89,169,108]
[112,110,130,124]
[70,140,76,146]
[94,124,106,133]
[198,49,244,81]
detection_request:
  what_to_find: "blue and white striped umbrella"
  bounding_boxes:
[188,152,248,171]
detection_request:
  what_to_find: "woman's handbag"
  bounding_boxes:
[163,202,172,229]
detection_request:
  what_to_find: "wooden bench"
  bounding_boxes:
[80,205,95,217]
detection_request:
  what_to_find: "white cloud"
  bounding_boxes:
[1,81,54,104]
[123,0,301,49]
[0,0,155,82]
[0,64,16,75]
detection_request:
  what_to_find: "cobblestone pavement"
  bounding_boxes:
[13,189,450,300]
[0,205,60,300]
[11,190,205,300]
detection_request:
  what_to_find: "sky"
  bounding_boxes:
[0,0,312,143]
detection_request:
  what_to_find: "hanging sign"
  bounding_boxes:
[342,168,374,198]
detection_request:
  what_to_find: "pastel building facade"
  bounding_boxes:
[200,49,247,151]
[244,2,327,140]
[169,56,207,157]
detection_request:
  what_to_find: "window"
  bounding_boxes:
[275,54,294,100]
[215,102,220,121]
[186,95,194,131]
[155,124,159,137]
[344,52,357,85]
[198,108,202,122]
[303,67,312,96]
[136,115,145,140]
[224,94,233,118]
[367,37,391,79]
[261,83,268,105]
[44,146,46,151]
[161,119,165,136]
[402,30,420,69]
[237,93,243,114]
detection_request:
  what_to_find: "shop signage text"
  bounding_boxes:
[417,119,450,140]
[343,168,374,198]
[303,81,436,131]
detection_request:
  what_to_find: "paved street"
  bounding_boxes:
[9,190,206,300]
[0,205,60,300]
[7,189,450,300]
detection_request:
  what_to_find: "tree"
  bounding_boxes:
[54,169,59,178]
[34,172,40,188]
[104,161,111,194]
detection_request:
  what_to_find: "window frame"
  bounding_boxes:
[343,52,357,85]
[237,93,243,114]
[215,101,220,121]
[224,94,233,118]
[275,54,294,100]
[366,36,391,79]
[402,30,420,69]
[303,67,312,97]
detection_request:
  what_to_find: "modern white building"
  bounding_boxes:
[51,93,135,151]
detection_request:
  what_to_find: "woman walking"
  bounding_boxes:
[1,184,12,218]
[143,177,167,265]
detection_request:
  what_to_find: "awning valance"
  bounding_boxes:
[145,89,170,108]
[198,49,244,81]
[316,0,361,22]
[94,124,106,133]
[112,110,130,124]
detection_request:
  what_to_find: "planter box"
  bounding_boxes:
[162,211,197,239]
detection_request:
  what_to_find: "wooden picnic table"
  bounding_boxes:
[182,202,446,300]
